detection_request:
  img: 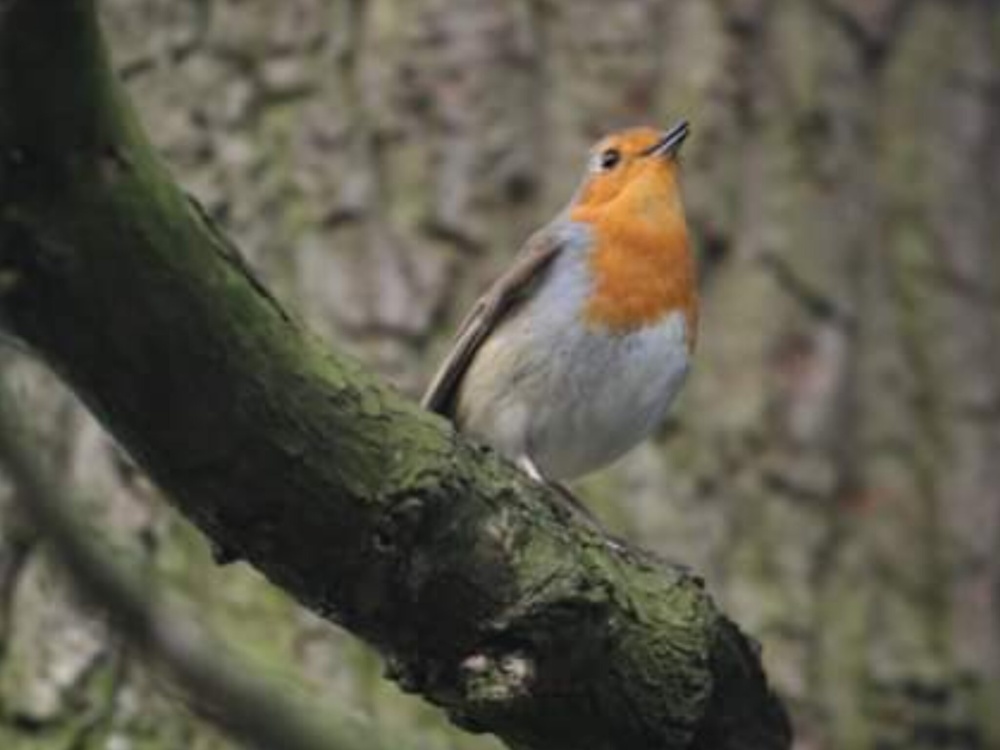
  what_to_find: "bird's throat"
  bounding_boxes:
[578,207,698,346]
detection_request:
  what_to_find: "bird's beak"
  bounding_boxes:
[643,120,690,158]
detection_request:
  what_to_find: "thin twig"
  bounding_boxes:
[0,378,410,750]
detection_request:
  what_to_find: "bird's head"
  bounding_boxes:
[569,122,689,225]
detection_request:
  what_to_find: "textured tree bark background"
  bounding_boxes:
[0,1,998,749]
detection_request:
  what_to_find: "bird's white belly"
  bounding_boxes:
[457,308,690,481]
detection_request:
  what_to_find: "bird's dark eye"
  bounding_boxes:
[598,148,621,170]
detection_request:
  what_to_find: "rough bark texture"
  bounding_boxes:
[0,2,789,750]
[0,0,998,749]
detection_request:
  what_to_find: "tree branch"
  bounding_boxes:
[0,1,790,748]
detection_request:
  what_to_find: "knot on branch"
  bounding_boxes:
[371,495,426,554]
[460,650,536,704]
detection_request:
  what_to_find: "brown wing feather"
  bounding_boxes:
[421,231,564,417]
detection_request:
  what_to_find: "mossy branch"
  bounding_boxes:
[0,1,790,748]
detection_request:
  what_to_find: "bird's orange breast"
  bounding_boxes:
[573,207,698,347]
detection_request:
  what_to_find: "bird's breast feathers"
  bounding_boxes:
[579,214,697,346]
[534,219,697,349]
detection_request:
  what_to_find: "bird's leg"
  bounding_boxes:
[516,453,546,483]
[516,455,604,531]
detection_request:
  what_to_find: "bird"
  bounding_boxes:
[422,121,697,503]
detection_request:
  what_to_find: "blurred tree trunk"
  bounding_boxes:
[1,1,998,749]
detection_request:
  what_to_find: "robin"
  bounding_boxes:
[423,122,696,502]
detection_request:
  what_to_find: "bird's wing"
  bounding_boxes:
[421,230,565,416]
